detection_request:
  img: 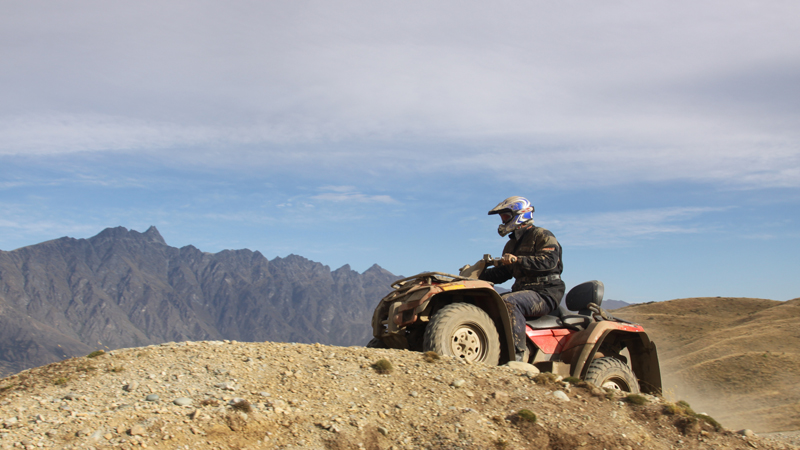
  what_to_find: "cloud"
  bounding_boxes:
[1,1,799,189]
[549,207,732,247]
[311,186,397,204]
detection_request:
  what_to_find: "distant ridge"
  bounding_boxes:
[0,226,399,376]
[602,299,631,310]
[614,297,800,432]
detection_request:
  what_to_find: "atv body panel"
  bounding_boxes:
[371,273,516,362]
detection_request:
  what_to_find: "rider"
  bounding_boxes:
[479,196,565,361]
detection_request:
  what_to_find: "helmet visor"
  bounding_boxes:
[499,212,513,224]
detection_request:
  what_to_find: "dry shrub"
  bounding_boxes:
[77,364,97,373]
[371,359,393,375]
[626,394,648,405]
[516,409,537,423]
[665,400,722,433]
[533,372,558,385]
[423,351,440,363]
[86,350,105,358]
[231,399,252,413]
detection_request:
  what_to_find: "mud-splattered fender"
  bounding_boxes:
[566,321,662,394]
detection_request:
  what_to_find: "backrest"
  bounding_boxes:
[565,280,604,313]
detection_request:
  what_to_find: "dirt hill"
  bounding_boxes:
[612,297,800,433]
[1,341,797,450]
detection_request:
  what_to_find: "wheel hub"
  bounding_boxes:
[601,378,630,391]
[450,325,486,361]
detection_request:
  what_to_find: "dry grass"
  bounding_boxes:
[615,297,800,432]
[231,399,252,413]
[516,409,537,423]
[532,372,559,385]
[422,351,440,363]
[626,394,648,405]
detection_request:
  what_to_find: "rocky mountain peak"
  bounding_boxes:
[142,226,166,245]
[87,225,166,246]
[0,227,399,376]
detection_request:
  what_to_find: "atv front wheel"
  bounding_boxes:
[423,303,500,365]
[585,357,640,393]
[366,338,387,348]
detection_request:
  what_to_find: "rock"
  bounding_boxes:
[410,391,418,397]
[123,381,139,392]
[268,399,287,408]
[173,397,192,406]
[552,390,570,401]
[89,430,105,441]
[75,428,92,437]
[216,382,236,391]
[451,379,466,388]
[145,394,160,402]
[378,426,389,436]
[130,424,147,436]
[739,429,756,437]
[505,361,540,374]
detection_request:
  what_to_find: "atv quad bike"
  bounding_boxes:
[369,256,662,394]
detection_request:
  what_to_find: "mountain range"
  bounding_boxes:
[0,226,398,376]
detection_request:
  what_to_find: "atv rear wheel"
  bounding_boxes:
[585,357,640,393]
[423,303,500,365]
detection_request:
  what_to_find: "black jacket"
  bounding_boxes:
[479,225,565,310]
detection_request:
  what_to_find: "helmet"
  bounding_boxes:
[488,196,534,237]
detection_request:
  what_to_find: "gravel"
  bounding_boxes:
[0,340,796,450]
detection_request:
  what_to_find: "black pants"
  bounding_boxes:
[502,290,552,354]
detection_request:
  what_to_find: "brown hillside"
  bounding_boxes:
[613,297,800,433]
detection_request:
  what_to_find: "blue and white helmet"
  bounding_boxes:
[488,196,534,237]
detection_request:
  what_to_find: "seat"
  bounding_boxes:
[565,280,604,314]
[523,281,604,330]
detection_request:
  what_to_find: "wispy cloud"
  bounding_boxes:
[549,207,733,247]
[311,186,397,204]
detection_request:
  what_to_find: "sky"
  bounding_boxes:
[1,1,798,303]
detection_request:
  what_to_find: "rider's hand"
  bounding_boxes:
[500,253,518,266]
